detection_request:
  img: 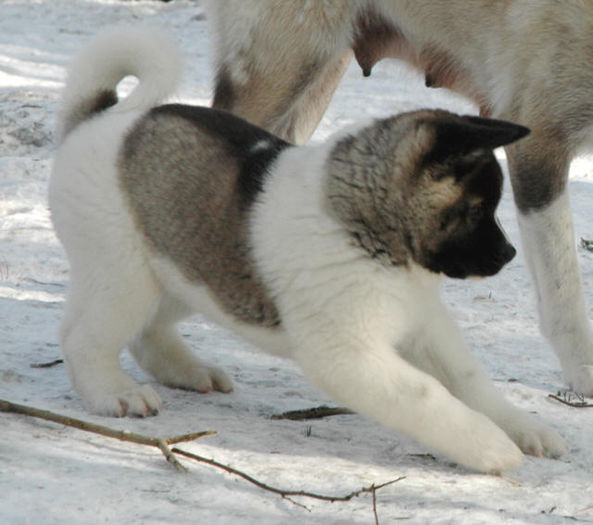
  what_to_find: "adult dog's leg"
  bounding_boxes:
[506,135,593,395]
[208,0,353,144]
[268,50,352,144]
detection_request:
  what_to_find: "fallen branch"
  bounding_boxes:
[580,238,593,253]
[2,399,406,522]
[548,392,593,408]
[0,399,215,471]
[173,446,404,504]
[371,483,379,525]
[23,277,65,288]
[576,504,593,514]
[271,405,355,420]
[30,359,64,368]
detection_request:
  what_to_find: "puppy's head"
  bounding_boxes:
[325,110,529,278]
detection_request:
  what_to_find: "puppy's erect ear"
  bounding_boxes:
[428,115,530,162]
[462,116,530,148]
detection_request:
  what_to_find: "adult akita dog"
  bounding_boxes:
[207,0,593,395]
[50,27,565,473]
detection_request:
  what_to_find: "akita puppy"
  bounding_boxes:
[207,0,593,395]
[50,27,566,473]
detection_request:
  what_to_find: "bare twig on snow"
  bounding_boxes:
[30,359,64,368]
[548,392,593,408]
[271,405,355,420]
[0,399,215,471]
[173,446,404,505]
[2,399,406,523]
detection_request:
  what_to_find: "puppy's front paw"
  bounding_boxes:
[502,415,567,459]
[460,418,524,473]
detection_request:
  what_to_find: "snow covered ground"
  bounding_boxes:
[1,1,593,523]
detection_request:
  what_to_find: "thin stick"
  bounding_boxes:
[576,504,593,514]
[166,431,219,445]
[173,446,404,503]
[0,399,215,472]
[30,359,64,369]
[156,439,187,471]
[372,485,379,525]
[548,394,593,408]
[270,405,355,420]
[2,399,406,521]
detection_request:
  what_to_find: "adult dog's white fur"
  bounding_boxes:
[50,27,566,473]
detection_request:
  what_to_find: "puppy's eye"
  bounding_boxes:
[439,210,459,232]
[467,204,484,223]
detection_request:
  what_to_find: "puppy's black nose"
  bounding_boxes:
[502,243,516,263]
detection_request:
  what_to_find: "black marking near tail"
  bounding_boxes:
[61,89,118,140]
[149,104,291,208]
[92,89,118,115]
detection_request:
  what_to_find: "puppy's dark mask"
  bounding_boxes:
[325,111,528,278]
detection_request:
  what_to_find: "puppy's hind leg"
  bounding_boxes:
[129,294,233,394]
[60,265,162,417]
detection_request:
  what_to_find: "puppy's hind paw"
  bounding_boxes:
[160,364,234,394]
[85,384,162,417]
[188,366,234,394]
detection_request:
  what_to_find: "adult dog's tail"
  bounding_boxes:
[58,25,181,141]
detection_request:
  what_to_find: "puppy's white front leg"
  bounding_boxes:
[402,304,567,459]
[282,302,523,473]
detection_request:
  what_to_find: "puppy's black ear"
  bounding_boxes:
[429,115,530,162]
[462,116,530,148]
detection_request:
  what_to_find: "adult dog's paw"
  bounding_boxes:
[565,364,593,397]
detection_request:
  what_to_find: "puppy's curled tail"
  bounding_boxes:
[58,25,181,142]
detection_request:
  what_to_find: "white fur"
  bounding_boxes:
[205,0,352,86]
[204,0,269,85]
[518,192,593,392]
[58,25,180,140]
[207,0,593,395]
[51,27,566,471]
[249,143,565,472]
